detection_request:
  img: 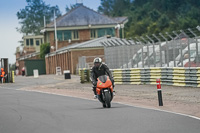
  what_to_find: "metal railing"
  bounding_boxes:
[101,26,200,69]
[78,55,105,69]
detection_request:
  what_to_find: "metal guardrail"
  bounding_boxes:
[80,67,200,87]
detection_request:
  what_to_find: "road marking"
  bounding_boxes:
[0,86,11,89]
[16,88,200,121]
[2,86,200,121]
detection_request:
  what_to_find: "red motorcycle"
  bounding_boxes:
[96,75,114,108]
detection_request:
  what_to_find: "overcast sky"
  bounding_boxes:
[0,0,101,64]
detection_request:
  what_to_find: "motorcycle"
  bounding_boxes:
[96,75,114,108]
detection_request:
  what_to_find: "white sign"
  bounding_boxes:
[33,69,39,78]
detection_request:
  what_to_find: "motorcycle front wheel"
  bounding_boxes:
[105,91,111,108]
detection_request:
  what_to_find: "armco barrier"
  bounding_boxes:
[79,67,200,87]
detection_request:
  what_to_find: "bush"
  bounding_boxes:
[40,43,50,59]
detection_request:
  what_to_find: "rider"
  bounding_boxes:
[0,68,5,83]
[90,57,115,99]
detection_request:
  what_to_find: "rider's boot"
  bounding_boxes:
[93,86,97,99]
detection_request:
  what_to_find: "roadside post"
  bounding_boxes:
[156,78,163,106]
[12,71,15,83]
[80,70,85,83]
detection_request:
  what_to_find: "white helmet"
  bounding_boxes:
[93,57,102,68]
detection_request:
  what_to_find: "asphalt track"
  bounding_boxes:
[0,76,200,133]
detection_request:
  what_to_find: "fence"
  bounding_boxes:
[77,55,105,70]
[80,67,200,87]
[101,27,200,69]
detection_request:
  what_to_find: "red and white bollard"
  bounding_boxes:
[156,78,163,106]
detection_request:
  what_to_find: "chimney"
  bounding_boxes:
[76,0,83,6]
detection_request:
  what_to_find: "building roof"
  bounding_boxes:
[18,52,40,61]
[23,35,44,39]
[112,17,128,23]
[46,5,128,28]
[100,38,136,47]
[45,36,118,57]
[45,36,137,57]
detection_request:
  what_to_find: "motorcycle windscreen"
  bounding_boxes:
[98,75,108,83]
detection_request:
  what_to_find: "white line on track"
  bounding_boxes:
[1,86,200,121]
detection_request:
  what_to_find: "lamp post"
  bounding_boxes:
[54,10,58,51]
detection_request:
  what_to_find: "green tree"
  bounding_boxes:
[40,43,50,59]
[65,4,77,13]
[158,14,169,30]
[99,0,200,38]
[17,0,61,35]
[98,0,131,16]
[98,0,114,16]
[149,9,161,21]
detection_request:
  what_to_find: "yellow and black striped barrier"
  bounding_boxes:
[80,67,200,87]
[79,68,90,83]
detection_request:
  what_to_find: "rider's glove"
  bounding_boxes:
[110,78,115,87]
[110,78,114,83]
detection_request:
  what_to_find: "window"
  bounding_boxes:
[30,39,34,46]
[57,30,71,41]
[90,29,97,39]
[36,40,40,46]
[98,29,106,37]
[98,28,115,37]
[57,31,63,41]
[64,31,71,40]
[46,32,50,43]
[26,39,29,46]
[106,28,115,36]
[72,30,79,40]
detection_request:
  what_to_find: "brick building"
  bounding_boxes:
[45,36,113,74]
[43,4,128,74]
[23,35,44,52]
[15,35,44,75]
[42,4,127,52]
